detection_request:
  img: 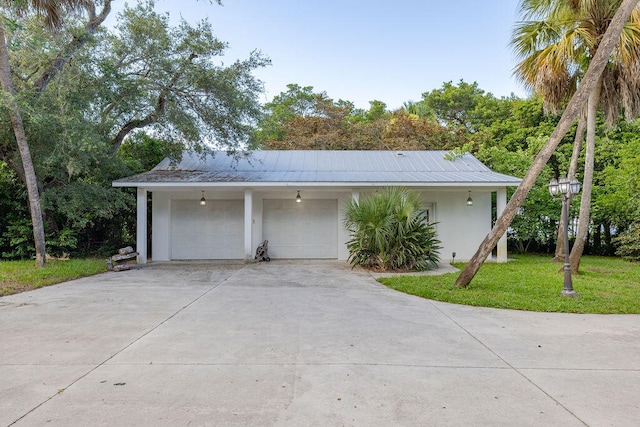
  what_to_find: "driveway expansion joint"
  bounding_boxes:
[429,300,590,427]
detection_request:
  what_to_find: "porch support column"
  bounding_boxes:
[351,190,359,203]
[244,188,253,261]
[496,187,507,262]
[136,187,148,264]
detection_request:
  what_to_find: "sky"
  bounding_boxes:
[110,0,529,110]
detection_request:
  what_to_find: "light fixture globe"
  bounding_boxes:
[548,178,559,196]
[466,191,473,206]
[558,176,570,195]
[296,190,302,203]
[199,191,206,206]
[569,178,581,195]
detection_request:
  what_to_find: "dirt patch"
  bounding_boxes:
[0,282,37,297]
[586,267,625,274]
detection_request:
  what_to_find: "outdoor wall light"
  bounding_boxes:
[466,191,473,206]
[200,191,206,206]
[296,190,302,203]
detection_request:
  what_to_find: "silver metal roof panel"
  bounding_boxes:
[114,150,522,186]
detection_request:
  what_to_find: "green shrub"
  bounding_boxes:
[615,223,640,261]
[344,187,441,271]
[1,218,78,260]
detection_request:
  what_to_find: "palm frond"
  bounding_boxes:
[512,0,640,122]
[343,187,441,271]
[3,0,92,29]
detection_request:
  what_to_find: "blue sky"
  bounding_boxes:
[112,0,529,109]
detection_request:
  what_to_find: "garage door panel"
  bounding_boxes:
[263,199,337,259]
[171,200,243,259]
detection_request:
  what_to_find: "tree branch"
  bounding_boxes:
[109,53,198,154]
[32,0,112,95]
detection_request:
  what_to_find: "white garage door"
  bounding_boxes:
[171,199,244,259]
[263,199,338,259]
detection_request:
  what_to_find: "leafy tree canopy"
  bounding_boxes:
[0,0,269,258]
[255,84,462,151]
[421,80,512,133]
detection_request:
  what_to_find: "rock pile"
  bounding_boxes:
[107,246,139,272]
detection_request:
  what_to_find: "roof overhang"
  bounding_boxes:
[113,180,521,189]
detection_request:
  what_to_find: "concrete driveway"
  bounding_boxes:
[1,261,639,426]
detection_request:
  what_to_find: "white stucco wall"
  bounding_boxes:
[424,190,491,262]
[149,187,494,263]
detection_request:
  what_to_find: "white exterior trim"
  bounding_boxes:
[115,181,515,189]
[244,189,253,261]
[136,188,147,264]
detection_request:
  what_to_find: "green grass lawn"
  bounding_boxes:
[0,259,107,297]
[379,254,640,314]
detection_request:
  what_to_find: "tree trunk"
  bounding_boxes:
[603,221,612,254]
[593,223,602,253]
[554,113,586,261]
[0,24,46,267]
[454,0,639,288]
[569,77,603,273]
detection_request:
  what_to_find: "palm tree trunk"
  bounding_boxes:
[455,0,639,288]
[0,23,46,267]
[554,114,586,261]
[569,77,603,273]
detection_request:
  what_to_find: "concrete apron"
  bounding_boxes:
[0,260,638,426]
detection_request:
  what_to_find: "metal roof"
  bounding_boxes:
[113,150,522,187]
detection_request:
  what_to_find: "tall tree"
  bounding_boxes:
[422,80,511,134]
[512,0,640,272]
[1,0,265,262]
[0,0,110,267]
[0,1,267,258]
[455,0,640,288]
[554,111,585,261]
[86,2,268,155]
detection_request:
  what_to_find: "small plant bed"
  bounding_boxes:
[0,259,107,297]
[378,254,640,314]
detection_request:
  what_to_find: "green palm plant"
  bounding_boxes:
[511,0,640,272]
[343,187,441,271]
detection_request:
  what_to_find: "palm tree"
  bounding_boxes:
[455,0,640,288]
[511,0,640,272]
[0,0,110,266]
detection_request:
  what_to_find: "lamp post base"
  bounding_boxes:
[561,289,579,298]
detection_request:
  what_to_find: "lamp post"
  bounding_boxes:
[548,176,581,297]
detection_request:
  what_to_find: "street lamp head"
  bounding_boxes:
[548,178,559,196]
[569,178,581,195]
[558,176,570,195]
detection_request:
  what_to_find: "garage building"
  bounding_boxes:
[113,150,521,263]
